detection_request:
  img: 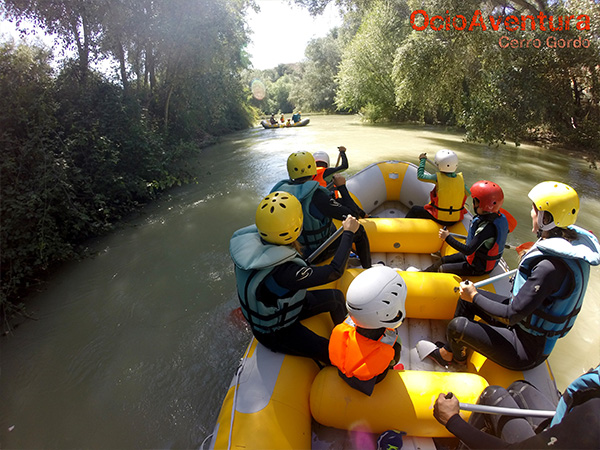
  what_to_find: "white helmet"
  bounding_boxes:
[346,266,407,329]
[312,151,330,167]
[434,149,458,173]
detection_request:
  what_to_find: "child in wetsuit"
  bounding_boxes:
[425,180,509,276]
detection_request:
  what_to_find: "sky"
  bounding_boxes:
[0,1,342,71]
[246,0,343,69]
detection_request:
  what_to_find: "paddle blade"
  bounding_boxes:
[516,241,535,254]
[500,208,517,233]
[229,307,248,328]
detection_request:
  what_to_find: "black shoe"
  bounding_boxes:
[427,347,450,369]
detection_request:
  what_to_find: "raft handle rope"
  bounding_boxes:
[227,338,255,450]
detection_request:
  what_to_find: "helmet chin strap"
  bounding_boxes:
[537,211,556,232]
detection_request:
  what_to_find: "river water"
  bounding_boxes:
[1,115,599,448]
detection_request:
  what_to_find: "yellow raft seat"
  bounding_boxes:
[310,367,489,437]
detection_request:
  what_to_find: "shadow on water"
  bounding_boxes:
[1,115,598,448]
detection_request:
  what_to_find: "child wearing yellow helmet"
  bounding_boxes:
[271,151,372,268]
[426,181,600,371]
[229,191,361,364]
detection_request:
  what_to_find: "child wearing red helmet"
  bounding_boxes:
[424,180,509,276]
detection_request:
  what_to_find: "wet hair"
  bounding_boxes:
[542,226,578,241]
[292,240,302,253]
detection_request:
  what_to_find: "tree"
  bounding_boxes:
[335,0,412,121]
[289,30,343,112]
[1,0,107,80]
[392,0,600,147]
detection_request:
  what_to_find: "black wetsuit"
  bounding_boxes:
[337,327,402,396]
[445,391,600,449]
[307,182,371,268]
[253,230,354,364]
[320,152,349,181]
[425,216,497,275]
[444,258,570,370]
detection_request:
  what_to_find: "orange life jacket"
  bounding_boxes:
[424,172,467,222]
[329,321,396,381]
[313,167,340,199]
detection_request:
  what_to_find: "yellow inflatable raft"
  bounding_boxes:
[207,160,558,450]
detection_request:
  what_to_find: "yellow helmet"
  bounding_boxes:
[287,151,317,180]
[255,191,303,245]
[528,181,579,230]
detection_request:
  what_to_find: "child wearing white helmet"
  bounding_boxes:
[329,266,406,396]
[312,146,349,188]
[406,149,470,226]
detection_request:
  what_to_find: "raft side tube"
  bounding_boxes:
[361,218,443,254]
[330,269,461,320]
[310,367,488,437]
[210,339,320,449]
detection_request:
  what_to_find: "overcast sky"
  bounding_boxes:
[246,0,342,69]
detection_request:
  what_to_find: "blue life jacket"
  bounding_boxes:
[551,364,600,426]
[270,179,333,255]
[229,225,307,334]
[466,214,509,272]
[513,226,600,355]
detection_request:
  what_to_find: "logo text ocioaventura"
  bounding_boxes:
[410,9,592,48]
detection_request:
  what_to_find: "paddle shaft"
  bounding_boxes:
[325,150,344,191]
[305,225,345,264]
[448,232,518,250]
[459,402,556,418]
[446,393,555,418]
[471,269,518,288]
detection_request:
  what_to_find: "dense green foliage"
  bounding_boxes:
[332,0,600,148]
[1,0,256,316]
[252,0,599,151]
[2,0,599,326]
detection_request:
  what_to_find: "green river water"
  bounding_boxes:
[1,115,599,448]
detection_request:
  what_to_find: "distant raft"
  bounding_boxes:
[261,118,310,128]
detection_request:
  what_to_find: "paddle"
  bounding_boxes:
[305,225,345,264]
[325,148,345,191]
[445,393,556,418]
[335,146,343,167]
[470,269,518,288]
[500,208,517,232]
[451,269,518,294]
[447,232,521,251]
[459,402,556,418]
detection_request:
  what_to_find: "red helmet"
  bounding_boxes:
[470,180,504,213]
